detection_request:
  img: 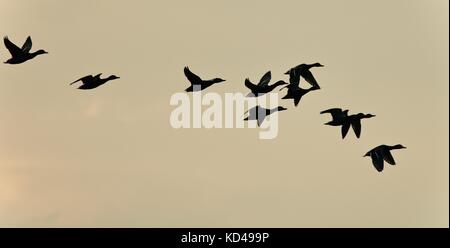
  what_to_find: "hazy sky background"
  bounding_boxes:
[0,0,448,227]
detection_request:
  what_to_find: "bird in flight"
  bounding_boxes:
[364,144,406,172]
[280,69,319,106]
[243,105,287,127]
[321,108,375,139]
[4,36,48,64]
[70,74,120,90]
[183,66,225,92]
[244,71,287,97]
[285,63,324,89]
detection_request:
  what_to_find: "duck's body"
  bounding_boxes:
[70,74,120,90]
[320,108,349,126]
[285,63,323,89]
[281,84,315,106]
[184,66,225,92]
[243,105,287,126]
[4,36,47,64]
[280,69,319,106]
[245,71,287,97]
[364,144,406,172]
[321,108,375,139]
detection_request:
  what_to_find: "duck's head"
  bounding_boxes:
[355,113,375,119]
[212,78,226,84]
[35,49,48,55]
[274,80,288,87]
[107,75,120,80]
[312,62,324,67]
[392,144,407,149]
[276,106,288,112]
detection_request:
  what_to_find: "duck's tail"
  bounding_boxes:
[184,86,192,92]
[70,79,80,85]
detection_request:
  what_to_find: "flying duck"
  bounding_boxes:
[364,144,406,172]
[70,74,120,90]
[4,36,48,64]
[243,105,287,126]
[285,62,323,89]
[320,108,349,126]
[184,66,225,92]
[321,108,375,139]
[245,71,287,97]
[280,69,319,106]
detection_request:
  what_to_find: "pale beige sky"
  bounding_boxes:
[0,0,448,227]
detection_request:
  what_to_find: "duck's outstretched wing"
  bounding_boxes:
[351,119,362,138]
[70,75,93,85]
[294,95,302,106]
[245,78,258,91]
[243,105,258,117]
[257,118,264,127]
[302,70,320,89]
[4,36,22,57]
[288,69,301,87]
[21,36,32,53]
[371,151,385,172]
[184,67,202,85]
[382,150,396,165]
[258,71,271,86]
[341,122,351,139]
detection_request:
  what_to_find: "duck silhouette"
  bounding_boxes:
[4,36,48,64]
[364,144,406,172]
[321,108,375,139]
[285,63,323,89]
[280,69,319,106]
[320,108,349,125]
[70,74,120,90]
[245,71,287,97]
[184,66,225,92]
[243,105,287,126]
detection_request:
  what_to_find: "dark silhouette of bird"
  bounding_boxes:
[364,144,406,172]
[245,71,287,97]
[184,66,225,92]
[321,108,375,139]
[70,74,120,90]
[285,62,323,89]
[243,105,287,126]
[280,69,319,106]
[320,108,349,125]
[4,36,48,64]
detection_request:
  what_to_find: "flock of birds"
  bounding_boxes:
[3,36,406,173]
